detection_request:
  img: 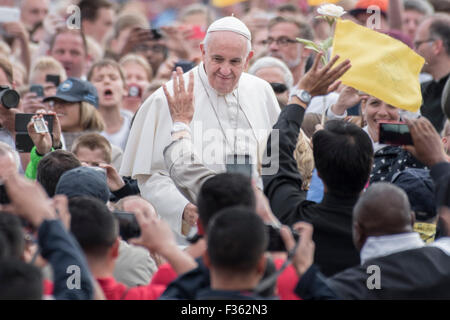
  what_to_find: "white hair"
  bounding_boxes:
[248,57,294,89]
[203,31,252,57]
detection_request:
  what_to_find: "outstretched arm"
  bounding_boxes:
[263,53,351,225]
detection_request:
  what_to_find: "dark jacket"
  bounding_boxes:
[263,104,360,276]
[295,162,450,300]
[370,145,425,184]
[195,288,275,300]
[38,220,94,300]
[327,245,450,299]
[159,257,210,300]
[421,73,449,133]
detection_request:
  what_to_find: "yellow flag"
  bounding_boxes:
[212,0,247,7]
[308,0,340,5]
[331,20,425,112]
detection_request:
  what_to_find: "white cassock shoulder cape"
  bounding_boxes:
[120,64,280,240]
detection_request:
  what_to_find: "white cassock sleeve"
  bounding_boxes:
[120,90,189,239]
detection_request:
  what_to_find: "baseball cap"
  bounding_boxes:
[350,0,388,17]
[43,77,99,108]
[55,166,110,203]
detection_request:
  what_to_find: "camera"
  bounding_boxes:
[0,85,20,109]
[266,224,300,252]
[113,211,141,241]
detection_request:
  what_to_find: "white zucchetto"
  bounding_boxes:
[206,16,251,41]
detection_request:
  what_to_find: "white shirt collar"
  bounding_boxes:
[198,62,238,98]
[360,232,424,265]
[363,125,387,153]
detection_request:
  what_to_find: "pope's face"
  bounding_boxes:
[201,31,253,95]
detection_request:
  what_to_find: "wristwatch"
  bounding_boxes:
[171,121,191,135]
[290,89,312,104]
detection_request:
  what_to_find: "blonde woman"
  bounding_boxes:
[44,77,105,150]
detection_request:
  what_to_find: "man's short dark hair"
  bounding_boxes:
[207,206,268,274]
[0,258,42,299]
[79,0,114,22]
[312,120,374,196]
[0,213,24,259]
[37,150,81,197]
[428,14,450,55]
[197,173,256,230]
[69,196,118,257]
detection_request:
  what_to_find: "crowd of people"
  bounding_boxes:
[0,0,449,300]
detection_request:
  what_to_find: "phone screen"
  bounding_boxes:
[379,122,413,146]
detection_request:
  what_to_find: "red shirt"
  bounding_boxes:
[97,277,166,300]
[150,263,178,286]
[274,258,302,300]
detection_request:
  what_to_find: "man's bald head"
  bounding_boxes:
[352,183,415,251]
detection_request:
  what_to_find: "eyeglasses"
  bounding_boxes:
[414,38,435,49]
[263,37,297,47]
[270,82,288,94]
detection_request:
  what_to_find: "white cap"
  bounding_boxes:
[206,16,251,41]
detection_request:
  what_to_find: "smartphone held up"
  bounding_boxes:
[378,121,413,146]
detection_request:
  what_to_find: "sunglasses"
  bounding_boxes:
[270,82,288,94]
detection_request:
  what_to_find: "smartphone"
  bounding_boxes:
[46,74,60,87]
[113,211,141,241]
[0,6,20,23]
[266,224,300,252]
[30,84,44,97]
[15,113,54,153]
[378,121,413,146]
[174,61,196,73]
[128,84,141,98]
[225,154,253,178]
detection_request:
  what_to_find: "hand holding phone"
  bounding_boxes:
[266,224,300,252]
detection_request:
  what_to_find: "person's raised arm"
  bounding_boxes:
[0,173,94,299]
[388,0,404,32]
[263,54,351,225]
[162,67,216,206]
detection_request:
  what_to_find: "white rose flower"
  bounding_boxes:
[317,4,346,18]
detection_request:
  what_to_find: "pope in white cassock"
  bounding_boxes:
[120,16,281,244]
